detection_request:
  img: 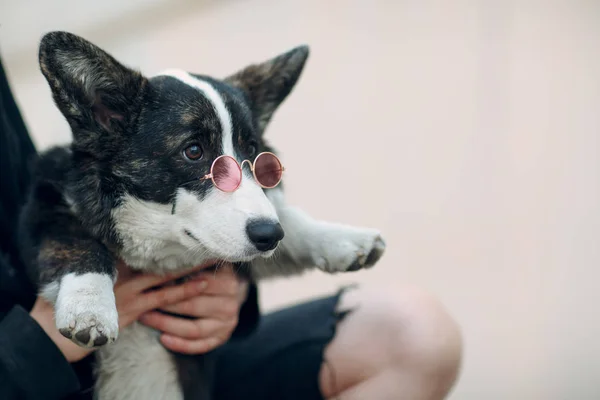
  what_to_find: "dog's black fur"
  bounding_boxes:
[19,32,385,399]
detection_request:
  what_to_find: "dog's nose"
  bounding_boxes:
[246,220,284,252]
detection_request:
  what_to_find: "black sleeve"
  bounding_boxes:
[0,57,36,268]
[0,306,81,400]
[0,58,81,399]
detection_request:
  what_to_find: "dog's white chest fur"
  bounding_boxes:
[95,323,182,400]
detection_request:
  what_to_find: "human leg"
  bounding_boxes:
[319,286,463,400]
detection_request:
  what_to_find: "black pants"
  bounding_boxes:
[212,290,348,400]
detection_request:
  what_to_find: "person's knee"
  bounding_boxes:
[384,287,462,385]
[343,286,463,386]
[397,288,461,369]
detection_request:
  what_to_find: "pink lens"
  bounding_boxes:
[254,153,283,188]
[211,155,242,192]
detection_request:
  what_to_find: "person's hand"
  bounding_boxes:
[139,264,248,354]
[30,262,214,363]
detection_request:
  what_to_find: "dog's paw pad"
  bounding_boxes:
[74,327,92,344]
[365,235,386,267]
[56,303,118,348]
[59,327,73,339]
[58,314,117,348]
[347,235,386,271]
[93,334,109,347]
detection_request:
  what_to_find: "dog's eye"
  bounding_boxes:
[183,144,203,161]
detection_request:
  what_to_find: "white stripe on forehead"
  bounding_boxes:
[155,69,235,157]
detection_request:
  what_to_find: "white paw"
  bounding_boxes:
[314,224,386,273]
[54,273,118,348]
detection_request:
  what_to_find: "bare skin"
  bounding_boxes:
[319,286,463,400]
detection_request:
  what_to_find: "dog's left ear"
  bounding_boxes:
[39,31,146,138]
[225,45,309,134]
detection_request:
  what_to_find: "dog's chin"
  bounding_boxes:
[208,248,277,264]
[180,232,279,264]
[260,249,277,259]
[181,231,275,262]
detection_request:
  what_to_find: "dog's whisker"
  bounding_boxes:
[235,263,243,274]
[213,260,223,278]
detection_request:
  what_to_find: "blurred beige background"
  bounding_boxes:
[1,0,599,399]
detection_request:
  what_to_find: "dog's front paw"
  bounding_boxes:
[54,274,118,348]
[345,233,386,271]
[315,225,386,273]
[56,307,118,347]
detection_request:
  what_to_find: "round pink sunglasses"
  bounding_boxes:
[200,152,285,192]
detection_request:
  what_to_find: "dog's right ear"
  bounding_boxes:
[225,46,309,135]
[39,31,146,138]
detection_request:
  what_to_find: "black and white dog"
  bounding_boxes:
[19,31,386,400]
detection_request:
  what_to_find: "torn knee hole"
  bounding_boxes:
[334,284,361,320]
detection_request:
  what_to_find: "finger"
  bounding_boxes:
[186,276,240,297]
[139,312,232,339]
[116,260,226,292]
[130,279,208,314]
[159,295,240,319]
[118,263,212,293]
[122,262,237,295]
[188,270,241,297]
[160,334,223,355]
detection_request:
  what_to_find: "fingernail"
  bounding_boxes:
[196,280,208,291]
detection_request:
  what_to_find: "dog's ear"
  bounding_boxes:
[225,45,309,134]
[39,31,146,139]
